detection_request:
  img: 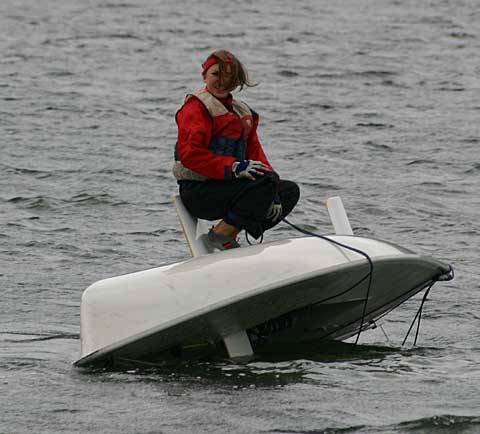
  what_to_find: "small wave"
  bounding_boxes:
[309,102,335,110]
[44,104,81,112]
[212,32,246,38]
[464,163,480,174]
[1,331,79,343]
[45,70,75,77]
[99,2,136,7]
[0,359,41,370]
[353,70,397,78]
[44,33,144,44]
[68,192,126,206]
[11,224,73,234]
[419,181,443,187]
[418,16,457,26]
[364,141,392,151]
[8,193,127,209]
[165,28,185,35]
[311,72,341,80]
[353,112,380,118]
[437,86,465,92]
[298,180,341,190]
[270,426,365,434]
[103,32,144,40]
[356,122,394,129]
[461,138,479,144]
[278,70,299,78]
[127,229,167,237]
[362,206,389,216]
[397,414,480,431]
[50,408,85,414]
[312,70,397,81]
[381,79,409,88]
[138,96,169,103]
[406,159,435,166]
[94,167,132,176]
[2,163,51,177]
[7,195,58,209]
[449,31,476,39]
[272,414,480,434]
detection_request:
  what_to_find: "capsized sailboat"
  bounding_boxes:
[74,197,453,367]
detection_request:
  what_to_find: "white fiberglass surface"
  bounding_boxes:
[80,236,406,355]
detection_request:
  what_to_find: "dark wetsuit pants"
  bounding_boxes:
[178,171,300,239]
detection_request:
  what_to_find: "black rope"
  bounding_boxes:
[246,217,452,347]
[401,265,453,346]
[281,218,374,345]
[402,281,435,346]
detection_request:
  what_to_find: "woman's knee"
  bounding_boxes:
[281,180,300,200]
[236,172,278,203]
[279,180,300,214]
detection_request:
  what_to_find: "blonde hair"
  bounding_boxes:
[203,49,256,91]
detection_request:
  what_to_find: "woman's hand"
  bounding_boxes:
[266,195,283,222]
[233,160,269,180]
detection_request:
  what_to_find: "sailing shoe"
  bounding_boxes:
[202,227,240,252]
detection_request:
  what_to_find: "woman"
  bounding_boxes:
[173,49,299,251]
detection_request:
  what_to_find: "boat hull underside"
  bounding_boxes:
[75,255,447,367]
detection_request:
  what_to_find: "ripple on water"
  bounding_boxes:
[464,163,480,174]
[6,195,60,209]
[68,192,127,206]
[396,415,480,433]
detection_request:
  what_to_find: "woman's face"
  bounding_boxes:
[203,63,235,98]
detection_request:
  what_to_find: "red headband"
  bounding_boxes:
[201,57,219,76]
[201,55,234,76]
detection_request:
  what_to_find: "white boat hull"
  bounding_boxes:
[74,236,451,367]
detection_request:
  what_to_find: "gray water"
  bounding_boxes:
[1,0,479,433]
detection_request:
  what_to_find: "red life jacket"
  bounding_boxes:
[173,89,257,181]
